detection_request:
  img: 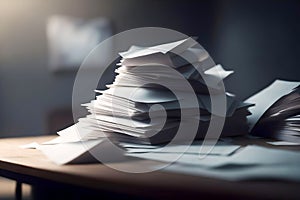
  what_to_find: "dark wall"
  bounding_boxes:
[0,0,299,136]
[213,0,300,99]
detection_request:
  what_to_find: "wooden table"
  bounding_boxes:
[0,136,300,200]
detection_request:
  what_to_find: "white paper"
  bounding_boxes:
[42,135,102,145]
[165,163,300,181]
[98,86,182,103]
[125,144,240,156]
[173,47,210,67]
[19,142,40,149]
[127,145,300,168]
[120,52,174,67]
[119,143,161,149]
[204,64,234,80]
[119,38,196,59]
[245,80,299,131]
[39,139,104,165]
[126,151,228,168]
[267,141,300,146]
[57,123,106,142]
[114,64,230,89]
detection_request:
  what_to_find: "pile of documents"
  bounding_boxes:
[30,37,252,164]
[246,80,300,142]
[124,80,300,181]
[76,37,251,144]
[21,38,300,183]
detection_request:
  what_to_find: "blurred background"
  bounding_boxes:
[0,0,299,138]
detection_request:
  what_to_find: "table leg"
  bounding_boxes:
[15,181,22,200]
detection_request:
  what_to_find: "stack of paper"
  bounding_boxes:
[21,39,300,183]
[246,80,300,142]
[77,37,251,145]
[33,38,252,164]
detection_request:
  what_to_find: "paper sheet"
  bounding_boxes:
[267,141,300,146]
[56,123,106,142]
[165,163,300,181]
[119,38,196,59]
[38,139,104,165]
[126,145,300,168]
[125,144,240,156]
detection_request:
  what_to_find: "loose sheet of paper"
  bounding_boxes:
[125,144,240,156]
[245,80,300,131]
[267,141,300,146]
[126,145,300,168]
[142,145,300,181]
[38,139,104,165]
[165,163,300,181]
